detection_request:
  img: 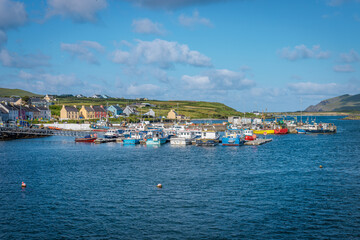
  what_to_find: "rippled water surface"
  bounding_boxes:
[1,117,360,239]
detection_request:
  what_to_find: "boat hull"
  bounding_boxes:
[123,138,140,144]
[222,137,245,146]
[170,137,192,145]
[146,138,167,145]
[274,128,288,134]
[195,139,219,147]
[75,137,96,143]
[252,129,275,135]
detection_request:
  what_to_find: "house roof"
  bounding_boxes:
[110,105,123,111]
[64,106,78,112]
[0,103,17,111]
[0,108,7,114]
[37,106,49,111]
[84,106,94,112]
[92,105,106,112]
[29,106,40,112]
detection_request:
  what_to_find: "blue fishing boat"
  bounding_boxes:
[222,129,245,146]
[145,131,167,145]
[123,132,142,144]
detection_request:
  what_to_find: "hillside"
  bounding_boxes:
[305,94,360,112]
[0,88,42,97]
[53,96,246,119]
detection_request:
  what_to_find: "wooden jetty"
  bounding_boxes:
[244,138,272,146]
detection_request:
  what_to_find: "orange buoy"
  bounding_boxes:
[319,165,323,168]
[21,182,26,188]
[157,184,162,188]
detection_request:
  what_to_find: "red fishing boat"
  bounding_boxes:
[274,128,288,134]
[75,134,97,142]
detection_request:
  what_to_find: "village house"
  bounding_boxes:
[43,94,55,102]
[92,105,107,119]
[0,108,8,122]
[167,109,188,120]
[29,97,49,108]
[79,105,95,119]
[0,102,19,121]
[143,109,156,118]
[107,105,123,117]
[37,106,51,120]
[0,97,22,105]
[123,106,139,116]
[60,105,79,120]
[29,105,41,119]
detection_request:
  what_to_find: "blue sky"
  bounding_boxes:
[0,0,359,111]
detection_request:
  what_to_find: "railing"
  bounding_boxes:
[0,127,92,137]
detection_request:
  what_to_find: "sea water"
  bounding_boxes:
[0,116,359,239]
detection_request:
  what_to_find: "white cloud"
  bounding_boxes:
[0,0,27,30]
[182,75,213,89]
[0,49,50,68]
[127,83,162,96]
[132,18,165,35]
[128,0,224,9]
[112,39,212,68]
[182,69,256,90]
[17,70,82,93]
[61,41,104,64]
[340,49,360,63]
[279,44,331,61]
[333,64,355,72]
[287,82,340,95]
[46,0,107,22]
[178,10,212,28]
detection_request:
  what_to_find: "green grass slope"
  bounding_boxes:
[0,88,42,97]
[53,96,246,119]
[305,94,360,112]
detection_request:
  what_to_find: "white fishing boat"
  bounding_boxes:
[170,130,196,145]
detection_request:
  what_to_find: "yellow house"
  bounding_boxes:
[167,109,178,119]
[79,105,95,119]
[60,105,79,120]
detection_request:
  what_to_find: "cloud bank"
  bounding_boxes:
[112,39,212,68]
[279,44,330,61]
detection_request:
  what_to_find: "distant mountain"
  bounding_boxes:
[0,88,42,97]
[305,94,360,112]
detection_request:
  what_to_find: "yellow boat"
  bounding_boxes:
[252,129,275,135]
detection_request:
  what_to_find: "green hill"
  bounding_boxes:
[53,96,247,119]
[0,88,42,97]
[305,94,360,112]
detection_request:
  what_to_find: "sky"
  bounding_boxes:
[0,0,359,112]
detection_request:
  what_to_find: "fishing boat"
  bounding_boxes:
[222,129,245,146]
[244,129,256,141]
[195,130,220,146]
[123,132,142,144]
[274,128,288,134]
[170,130,196,145]
[104,129,120,138]
[296,128,306,134]
[145,131,167,145]
[75,134,97,142]
[252,129,275,135]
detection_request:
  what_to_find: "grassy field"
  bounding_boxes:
[51,97,252,119]
[0,88,42,97]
